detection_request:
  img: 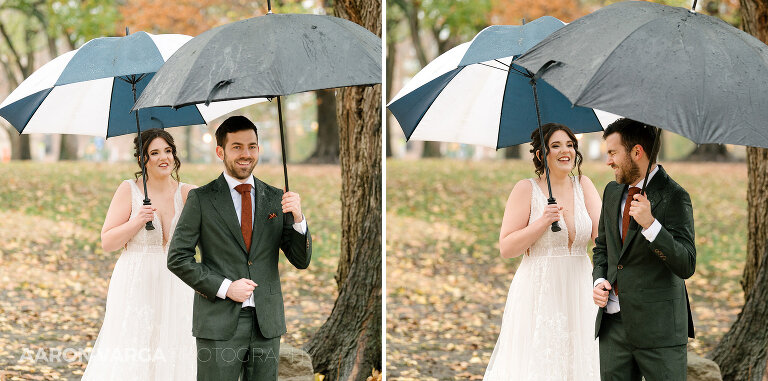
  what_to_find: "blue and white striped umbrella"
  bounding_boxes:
[387,17,610,149]
[0,31,261,137]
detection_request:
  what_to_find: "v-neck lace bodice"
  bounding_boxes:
[527,176,592,257]
[125,180,183,253]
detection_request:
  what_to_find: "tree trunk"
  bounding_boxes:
[305,89,340,163]
[305,1,382,380]
[18,134,31,160]
[711,239,768,380]
[684,143,732,162]
[742,146,768,299]
[385,33,395,158]
[58,135,79,160]
[422,141,441,157]
[713,1,768,378]
[505,145,521,159]
[186,125,193,163]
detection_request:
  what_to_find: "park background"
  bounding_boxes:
[386,0,768,380]
[0,0,382,380]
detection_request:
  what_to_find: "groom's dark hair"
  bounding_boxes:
[216,115,259,147]
[603,118,660,164]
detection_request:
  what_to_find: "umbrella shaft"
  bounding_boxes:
[131,77,154,231]
[277,96,289,192]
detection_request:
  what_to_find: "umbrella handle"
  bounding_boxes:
[143,199,155,231]
[548,197,562,232]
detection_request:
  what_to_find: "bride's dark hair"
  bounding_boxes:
[529,123,583,179]
[133,129,181,182]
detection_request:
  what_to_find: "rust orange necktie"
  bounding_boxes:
[621,187,642,244]
[235,183,252,251]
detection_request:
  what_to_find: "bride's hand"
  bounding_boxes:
[132,205,156,226]
[537,204,562,228]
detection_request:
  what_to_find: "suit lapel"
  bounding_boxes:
[249,176,268,259]
[212,174,248,254]
[604,182,624,257]
[618,165,668,261]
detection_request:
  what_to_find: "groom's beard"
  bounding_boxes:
[615,157,642,185]
[223,153,258,180]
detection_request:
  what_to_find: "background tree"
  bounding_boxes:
[711,0,768,379]
[305,0,382,379]
[0,1,46,160]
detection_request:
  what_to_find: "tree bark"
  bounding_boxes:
[385,32,395,158]
[305,1,382,380]
[742,146,768,299]
[713,1,768,379]
[305,89,340,163]
[712,239,768,380]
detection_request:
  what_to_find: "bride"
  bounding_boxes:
[82,129,197,380]
[484,123,602,380]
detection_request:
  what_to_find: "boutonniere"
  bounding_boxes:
[268,213,277,220]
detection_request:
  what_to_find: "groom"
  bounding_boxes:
[592,118,695,380]
[168,115,311,380]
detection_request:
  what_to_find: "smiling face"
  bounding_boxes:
[216,129,259,180]
[543,129,576,173]
[144,137,174,178]
[605,132,641,185]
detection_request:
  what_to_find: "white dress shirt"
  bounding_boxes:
[215,171,307,307]
[595,165,661,314]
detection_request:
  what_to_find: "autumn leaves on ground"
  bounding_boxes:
[0,162,341,380]
[387,159,748,380]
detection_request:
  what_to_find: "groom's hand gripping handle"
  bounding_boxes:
[593,280,611,308]
[225,278,258,303]
[281,190,303,223]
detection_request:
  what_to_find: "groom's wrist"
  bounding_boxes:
[217,279,233,299]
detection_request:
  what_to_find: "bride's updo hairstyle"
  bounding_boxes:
[530,123,583,179]
[133,128,181,182]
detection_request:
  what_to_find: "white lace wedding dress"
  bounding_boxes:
[82,180,196,380]
[484,177,599,381]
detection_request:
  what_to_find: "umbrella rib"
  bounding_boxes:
[508,65,530,77]
[494,59,510,68]
[476,62,508,73]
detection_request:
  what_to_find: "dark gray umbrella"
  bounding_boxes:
[516,0,768,151]
[133,5,381,190]
[516,0,768,195]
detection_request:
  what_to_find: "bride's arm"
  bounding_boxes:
[580,175,602,245]
[499,180,551,259]
[101,181,153,252]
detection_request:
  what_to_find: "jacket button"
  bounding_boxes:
[248,261,252,266]
[617,265,623,270]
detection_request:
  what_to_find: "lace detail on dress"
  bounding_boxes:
[527,177,592,258]
[124,180,183,253]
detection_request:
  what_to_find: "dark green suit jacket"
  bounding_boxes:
[592,165,695,348]
[168,174,311,340]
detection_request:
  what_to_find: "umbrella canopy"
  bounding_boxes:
[132,14,381,109]
[387,16,603,149]
[0,32,260,137]
[515,1,768,148]
[132,12,382,191]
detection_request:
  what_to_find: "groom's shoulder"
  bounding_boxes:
[254,177,283,198]
[603,180,622,193]
[193,178,221,195]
